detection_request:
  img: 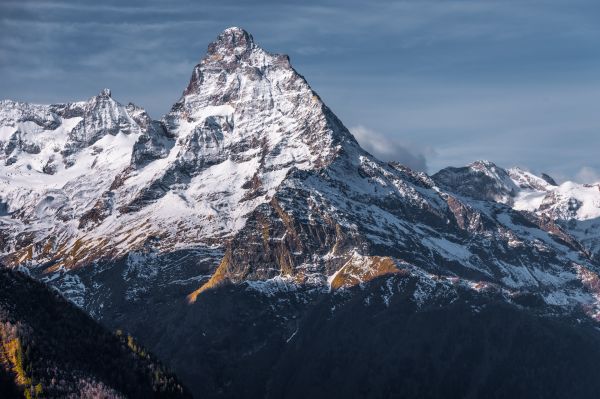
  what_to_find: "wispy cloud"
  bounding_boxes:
[350,125,428,172]
[575,167,600,184]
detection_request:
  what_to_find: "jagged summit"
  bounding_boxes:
[164,26,357,178]
[469,159,498,170]
[99,88,112,98]
[207,26,255,55]
[184,26,292,96]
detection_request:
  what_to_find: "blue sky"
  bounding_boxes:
[1,0,599,181]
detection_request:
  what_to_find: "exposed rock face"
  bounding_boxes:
[2,27,600,398]
[541,172,558,186]
[328,254,402,290]
[433,160,520,204]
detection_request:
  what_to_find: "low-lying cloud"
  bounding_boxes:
[350,125,428,172]
[575,166,600,184]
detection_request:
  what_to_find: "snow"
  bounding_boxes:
[513,190,547,212]
[381,277,395,307]
[421,236,472,261]
[554,182,600,220]
[191,104,234,121]
[508,167,553,191]
[245,276,298,297]
[286,329,298,343]
[0,125,15,141]
[507,167,600,221]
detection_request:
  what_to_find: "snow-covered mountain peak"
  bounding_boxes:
[99,88,112,98]
[183,27,292,97]
[207,26,255,56]
[0,92,147,217]
[164,27,355,174]
[0,27,359,264]
[57,92,147,159]
[0,91,146,167]
[508,167,555,191]
[436,160,600,259]
[469,159,497,170]
[0,28,365,273]
[433,160,518,203]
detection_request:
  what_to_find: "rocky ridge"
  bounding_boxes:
[434,161,600,258]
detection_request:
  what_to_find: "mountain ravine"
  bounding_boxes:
[2,27,600,398]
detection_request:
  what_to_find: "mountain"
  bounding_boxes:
[2,27,600,398]
[0,268,189,398]
[434,161,600,260]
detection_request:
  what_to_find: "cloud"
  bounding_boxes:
[350,125,428,172]
[575,166,600,184]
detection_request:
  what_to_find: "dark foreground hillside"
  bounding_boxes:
[101,274,600,399]
[0,269,190,399]
[267,283,600,399]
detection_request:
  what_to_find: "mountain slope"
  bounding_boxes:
[0,269,189,398]
[266,281,600,399]
[434,161,600,260]
[106,273,600,399]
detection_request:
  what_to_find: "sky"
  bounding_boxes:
[1,0,599,181]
